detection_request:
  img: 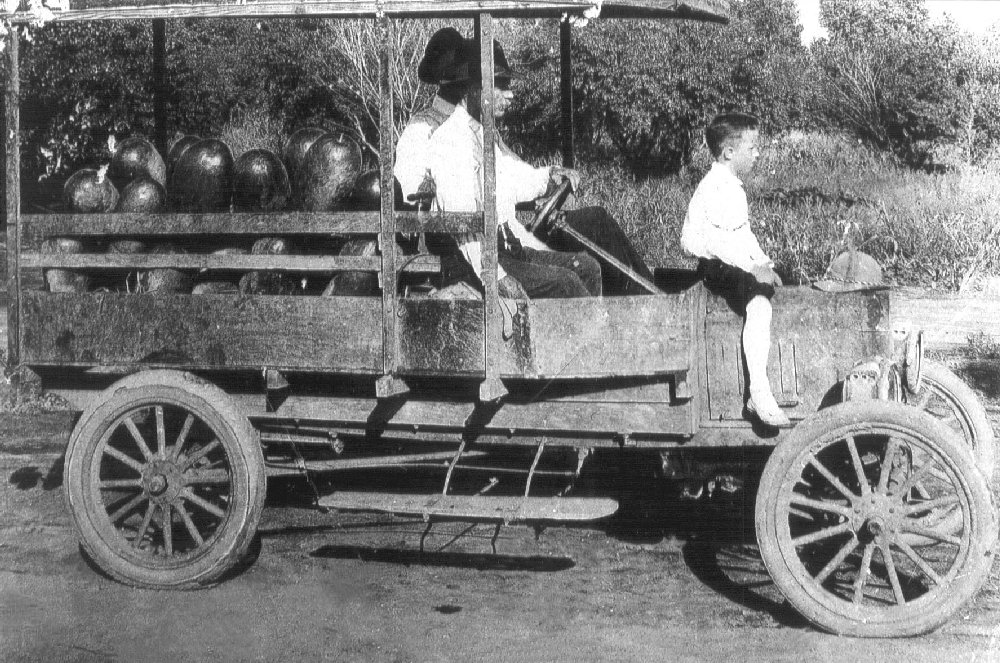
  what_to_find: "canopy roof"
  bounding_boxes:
[4,0,729,24]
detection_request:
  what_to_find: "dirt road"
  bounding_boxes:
[2,412,999,663]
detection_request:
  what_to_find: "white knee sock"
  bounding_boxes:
[743,295,773,398]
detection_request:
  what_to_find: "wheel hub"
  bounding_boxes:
[148,474,168,495]
[142,460,184,503]
[852,493,903,538]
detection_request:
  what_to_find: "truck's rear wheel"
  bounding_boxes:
[64,370,265,588]
[756,401,996,637]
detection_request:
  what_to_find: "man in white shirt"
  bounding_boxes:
[428,73,602,298]
[395,28,653,297]
[682,112,788,427]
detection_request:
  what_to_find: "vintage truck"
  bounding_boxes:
[1,0,995,638]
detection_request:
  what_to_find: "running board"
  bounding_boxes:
[318,492,619,523]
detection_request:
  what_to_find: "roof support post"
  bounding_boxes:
[4,31,21,394]
[560,18,574,168]
[376,14,406,400]
[476,12,506,403]
[152,18,167,157]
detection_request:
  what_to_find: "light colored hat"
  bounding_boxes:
[813,250,888,292]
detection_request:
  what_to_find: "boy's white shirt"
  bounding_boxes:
[426,103,552,283]
[681,162,772,274]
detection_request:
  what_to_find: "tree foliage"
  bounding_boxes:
[812,0,976,166]
[504,0,813,174]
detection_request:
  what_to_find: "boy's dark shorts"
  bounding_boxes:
[698,258,774,313]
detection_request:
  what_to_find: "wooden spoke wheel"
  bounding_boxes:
[65,370,265,588]
[756,401,996,637]
[905,360,995,479]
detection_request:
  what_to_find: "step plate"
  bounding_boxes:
[318,492,619,523]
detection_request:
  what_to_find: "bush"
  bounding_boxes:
[812,0,979,168]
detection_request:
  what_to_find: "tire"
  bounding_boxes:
[906,360,995,480]
[64,370,265,588]
[756,401,996,637]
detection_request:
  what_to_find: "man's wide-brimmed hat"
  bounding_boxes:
[417,27,518,86]
[812,250,888,292]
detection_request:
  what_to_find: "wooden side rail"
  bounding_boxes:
[23,252,440,274]
[22,210,483,243]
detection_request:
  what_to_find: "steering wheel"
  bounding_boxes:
[527,179,573,234]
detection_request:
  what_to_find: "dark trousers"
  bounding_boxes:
[697,258,775,315]
[499,245,602,298]
[546,206,654,296]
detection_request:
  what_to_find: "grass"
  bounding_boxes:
[575,131,1000,290]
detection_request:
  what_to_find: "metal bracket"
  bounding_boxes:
[674,371,692,401]
[375,375,409,399]
[479,378,508,403]
[265,368,289,391]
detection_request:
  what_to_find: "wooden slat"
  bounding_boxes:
[5,34,20,381]
[378,15,401,385]
[317,492,619,522]
[396,294,691,378]
[560,19,574,168]
[237,392,694,437]
[21,292,384,371]
[22,210,483,240]
[22,290,692,382]
[892,287,1000,349]
[478,13,504,399]
[3,0,730,24]
[22,252,440,273]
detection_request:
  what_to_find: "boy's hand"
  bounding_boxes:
[751,264,782,287]
[549,166,582,193]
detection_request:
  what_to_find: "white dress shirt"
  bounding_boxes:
[681,162,771,274]
[394,95,455,201]
[427,103,552,282]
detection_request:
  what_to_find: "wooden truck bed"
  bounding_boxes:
[22,290,696,379]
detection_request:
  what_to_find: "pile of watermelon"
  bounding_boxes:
[48,126,394,295]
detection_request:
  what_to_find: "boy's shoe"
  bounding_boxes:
[746,390,791,428]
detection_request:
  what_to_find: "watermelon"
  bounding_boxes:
[169,138,234,212]
[139,244,191,293]
[192,281,239,295]
[42,237,90,293]
[282,127,327,185]
[108,240,145,254]
[166,134,201,181]
[232,149,291,212]
[322,238,378,296]
[239,237,298,295]
[294,132,363,212]
[192,248,245,294]
[116,175,166,214]
[109,136,167,189]
[348,169,404,210]
[63,166,119,213]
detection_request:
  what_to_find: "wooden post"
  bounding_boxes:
[477,13,505,403]
[560,18,574,168]
[375,15,406,399]
[4,32,20,393]
[152,19,167,156]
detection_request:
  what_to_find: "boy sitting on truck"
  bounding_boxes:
[681,113,789,427]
